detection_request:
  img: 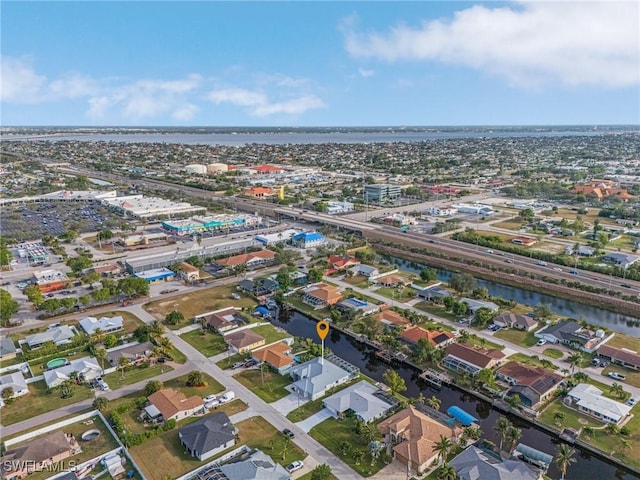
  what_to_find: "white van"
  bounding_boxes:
[219,391,235,403]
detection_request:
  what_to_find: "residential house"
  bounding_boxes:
[378,406,461,476]
[565,245,595,257]
[564,384,631,424]
[107,342,154,367]
[417,286,452,302]
[302,283,343,309]
[216,449,290,480]
[326,255,360,274]
[179,262,200,282]
[602,253,640,269]
[349,264,380,278]
[179,412,237,461]
[535,320,606,352]
[460,298,499,314]
[224,329,266,354]
[0,371,29,400]
[291,231,326,249]
[373,309,410,329]
[252,342,295,374]
[0,337,17,360]
[237,278,279,297]
[493,312,538,331]
[44,358,102,388]
[147,388,204,422]
[216,250,277,269]
[323,380,396,422]
[198,307,247,333]
[24,325,76,349]
[374,273,411,288]
[401,327,455,349]
[495,362,563,408]
[443,343,505,376]
[79,315,124,336]
[336,297,380,316]
[91,263,124,277]
[0,431,81,480]
[597,344,640,371]
[511,237,537,246]
[289,356,357,400]
[450,445,540,480]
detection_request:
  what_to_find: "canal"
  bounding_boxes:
[392,257,640,336]
[274,310,639,480]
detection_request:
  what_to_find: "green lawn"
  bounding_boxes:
[539,401,601,431]
[0,353,24,369]
[375,286,417,303]
[166,345,188,364]
[216,352,249,370]
[298,472,338,480]
[543,348,564,359]
[1,380,93,425]
[507,353,558,370]
[607,333,640,352]
[234,369,291,403]
[413,302,460,322]
[238,416,306,465]
[250,324,291,344]
[103,363,174,390]
[463,333,505,351]
[493,328,538,347]
[310,416,388,477]
[602,365,640,389]
[164,372,225,397]
[180,329,229,357]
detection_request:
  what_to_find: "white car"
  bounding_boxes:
[219,391,235,403]
[205,399,220,409]
[285,461,304,473]
[608,372,627,381]
[536,339,547,346]
[204,395,217,403]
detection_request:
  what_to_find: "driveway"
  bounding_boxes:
[271,392,308,415]
[295,408,333,433]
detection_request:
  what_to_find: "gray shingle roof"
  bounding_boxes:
[179,412,236,457]
[451,446,538,480]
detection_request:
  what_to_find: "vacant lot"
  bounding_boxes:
[250,324,291,344]
[493,328,538,347]
[236,416,305,466]
[234,369,291,403]
[103,363,174,391]
[144,285,257,321]
[607,333,640,352]
[180,329,228,357]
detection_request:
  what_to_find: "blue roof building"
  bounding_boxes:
[292,231,326,249]
[133,268,175,283]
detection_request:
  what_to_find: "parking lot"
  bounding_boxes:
[1,201,131,241]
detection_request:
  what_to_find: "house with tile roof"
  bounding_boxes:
[493,312,538,331]
[215,249,276,269]
[302,283,343,309]
[224,329,266,354]
[179,412,237,461]
[197,307,248,333]
[252,341,295,374]
[243,187,276,198]
[147,388,204,422]
[496,362,563,408]
[401,327,455,348]
[373,309,410,329]
[443,343,505,376]
[378,406,461,475]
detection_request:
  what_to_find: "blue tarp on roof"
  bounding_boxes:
[255,306,270,316]
[447,405,478,426]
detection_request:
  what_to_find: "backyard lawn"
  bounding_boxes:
[143,284,258,322]
[493,328,538,348]
[310,416,388,477]
[103,363,174,390]
[234,369,291,403]
[250,324,291,344]
[374,286,417,303]
[413,302,459,322]
[164,372,225,397]
[1,380,93,425]
[180,329,228,357]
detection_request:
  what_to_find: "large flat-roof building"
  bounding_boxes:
[102,194,205,219]
[364,184,401,203]
[162,214,262,235]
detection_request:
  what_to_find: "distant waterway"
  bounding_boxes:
[4,128,632,146]
[392,257,640,336]
[274,310,639,480]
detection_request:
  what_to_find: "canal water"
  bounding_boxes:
[274,310,639,480]
[392,257,640,336]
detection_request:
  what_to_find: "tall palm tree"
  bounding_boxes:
[567,352,583,374]
[609,382,625,399]
[432,435,453,465]
[581,426,595,440]
[553,411,565,427]
[505,426,522,454]
[91,327,104,344]
[94,348,107,374]
[554,443,576,480]
[427,395,441,411]
[494,416,511,452]
[436,463,457,480]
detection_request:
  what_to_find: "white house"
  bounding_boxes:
[79,316,124,336]
[564,384,632,425]
[289,356,357,400]
[24,326,76,349]
[323,380,396,422]
[43,358,102,388]
[0,371,29,401]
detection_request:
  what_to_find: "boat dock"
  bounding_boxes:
[375,350,408,364]
[419,368,452,387]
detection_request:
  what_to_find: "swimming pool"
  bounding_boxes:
[46,358,68,370]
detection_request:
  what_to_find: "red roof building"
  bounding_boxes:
[254,165,282,174]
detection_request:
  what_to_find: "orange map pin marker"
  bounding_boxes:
[317,320,330,341]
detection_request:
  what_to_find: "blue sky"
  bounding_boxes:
[2,1,639,126]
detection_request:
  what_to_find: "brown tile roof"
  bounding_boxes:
[306,284,343,303]
[496,362,563,394]
[378,406,459,465]
[225,329,265,349]
[401,327,454,346]
[598,344,640,367]
[148,388,203,419]
[253,342,294,368]
[216,250,276,267]
[445,343,505,368]
[327,255,360,269]
[1,430,75,466]
[374,310,410,326]
[180,262,200,273]
[376,274,410,286]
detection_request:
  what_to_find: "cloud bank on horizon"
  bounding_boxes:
[1,1,638,125]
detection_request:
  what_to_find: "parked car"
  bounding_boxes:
[285,461,304,473]
[205,399,220,409]
[204,395,217,403]
[282,428,295,439]
[608,372,626,381]
[625,397,637,407]
[537,261,548,266]
[219,391,235,403]
[536,339,547,346]
[157,357,167,363]
[231,293,241,299]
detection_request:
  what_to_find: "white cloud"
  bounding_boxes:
[342,2,640,88]
[1,57,48,103]
[358,68,375,78]
[208,87,325,117]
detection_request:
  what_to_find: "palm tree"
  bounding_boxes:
[553,411,566,427]
[118,356,129,379]
[94,348,107,374]
[609,382,625,399]
[436,463,457,480]
[606,422,620,435]
[339,441,351,456]
[427,395,441,411]
[494,416,511,451]
[91,327,105,344]
[581,426,595,440]
[505,426,522,454]
[432,435,453,465]
[554,443,576,480]
[567,352,583,374]
[463,426,482,442]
